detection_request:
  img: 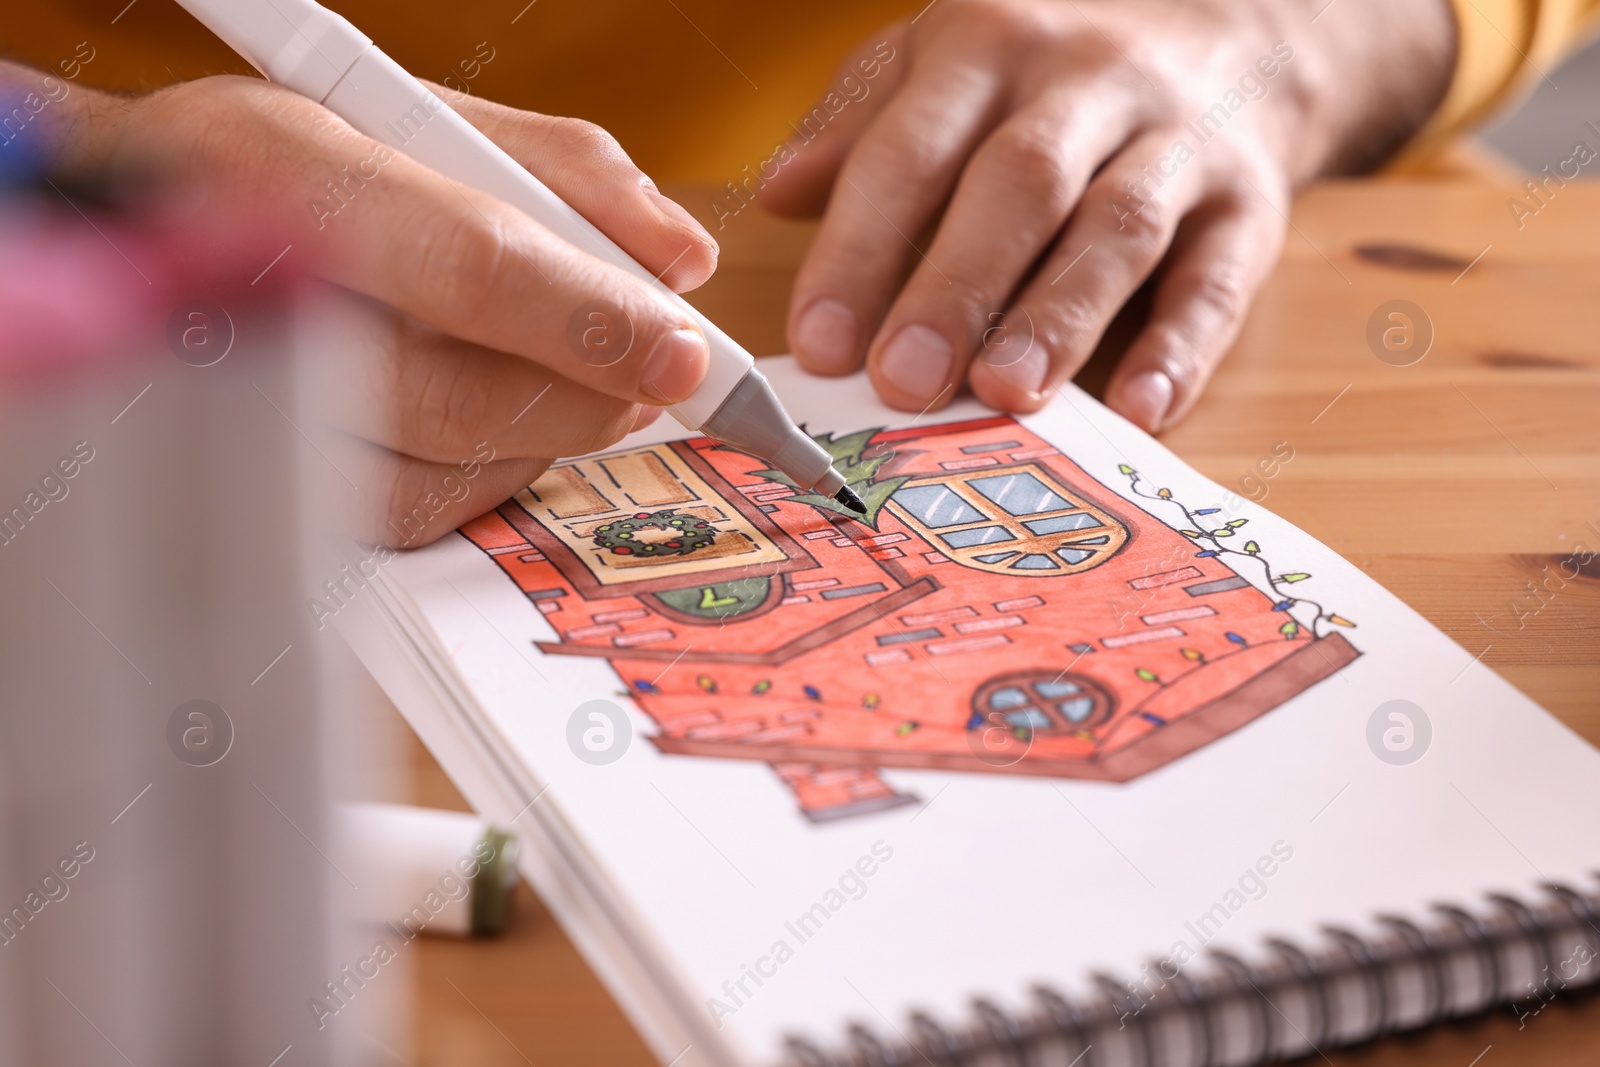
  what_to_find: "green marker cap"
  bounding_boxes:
[470,826,520,937]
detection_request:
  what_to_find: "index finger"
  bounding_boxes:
[134,77,711,408]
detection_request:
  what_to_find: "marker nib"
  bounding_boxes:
[834,485,868,514]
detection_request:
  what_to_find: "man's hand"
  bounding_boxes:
[764,0,1455,430]
[47,72,719,545]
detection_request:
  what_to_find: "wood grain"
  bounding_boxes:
[408,178,1600,1066]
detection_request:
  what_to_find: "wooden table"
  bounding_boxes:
[405,177,1600,1066]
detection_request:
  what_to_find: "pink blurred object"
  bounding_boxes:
[0,193,306,379]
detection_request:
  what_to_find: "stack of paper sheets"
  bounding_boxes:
[342,359,1600,1067]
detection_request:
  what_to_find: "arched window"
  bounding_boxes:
[971,671,1115,733]
[887,465,1128,575]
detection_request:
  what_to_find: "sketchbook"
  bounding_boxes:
[340,358,1600,1067]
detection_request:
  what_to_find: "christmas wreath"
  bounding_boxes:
[593,510,716,557]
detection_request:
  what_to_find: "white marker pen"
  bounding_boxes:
[174,0,867,513]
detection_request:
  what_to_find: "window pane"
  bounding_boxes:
[1056,546,1093,565]
[988,686,1029,710]
[1058,696,1095,722]
[941,525,1016,549]
[969,471,1074,515]
[1003,708,1052,729]
[893,484,984,527]
[1010,553,1059,570]
[1024,512,1103,536]
[974,551,1018,564]
[1035,680,1082,699]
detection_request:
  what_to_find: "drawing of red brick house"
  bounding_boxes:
[459,416,1358,821]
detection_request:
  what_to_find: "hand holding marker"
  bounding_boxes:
[174,0,867,514]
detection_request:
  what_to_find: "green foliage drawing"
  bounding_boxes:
[592,509,716,557]
[752,428,907,528]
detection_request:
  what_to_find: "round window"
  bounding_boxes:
[969,671,1115,733]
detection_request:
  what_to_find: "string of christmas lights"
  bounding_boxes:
[1117,463,1357,640]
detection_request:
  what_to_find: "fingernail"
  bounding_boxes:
[1117,370,1174,432]
[794,299,858,373]
[640,327,709,404]
[644,189,718,253]
[879,324,953,404]
[982,336,1049,398]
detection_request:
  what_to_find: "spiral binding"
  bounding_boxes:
[1161,952,1216,1063]
[1375,914,1441,1024]
[1322,924,1386,1038]
[1433,901,1500,1011]
[1210,950,1271,1062]
[787,876,1600,1067]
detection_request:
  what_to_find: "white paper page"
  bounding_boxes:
[379,360,1600,1066]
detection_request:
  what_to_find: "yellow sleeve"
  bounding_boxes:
[1396,0,1600,166]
